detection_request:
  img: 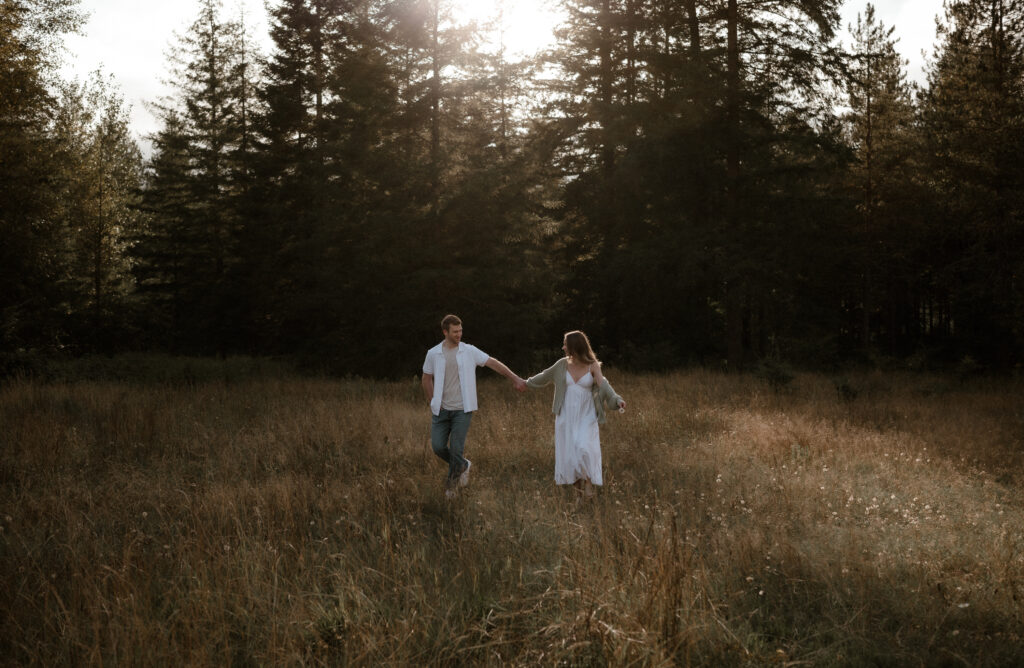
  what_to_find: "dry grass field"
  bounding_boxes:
[2,366,1023,666]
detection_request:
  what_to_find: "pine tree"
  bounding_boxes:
[52,72,144,350]
[253,0,423,368]
[919,0,1024,365]
[544,0,844,366]
[543,0,654,354]
[134,113,193,346]
[842,3,918,356]
[712,0,844,367]
[0,0,85,351]
[136,0,258,352]
[323,0,555,372]
[411,0,558,357]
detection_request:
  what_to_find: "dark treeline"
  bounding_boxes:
[3,0,1023,376]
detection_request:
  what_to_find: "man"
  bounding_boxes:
[422,314,525,498]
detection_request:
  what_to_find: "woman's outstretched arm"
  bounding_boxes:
[526,358,563,388]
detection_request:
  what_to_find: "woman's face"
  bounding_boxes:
[561,338,569,357]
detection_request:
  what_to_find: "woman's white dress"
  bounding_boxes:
[554,370,602,485]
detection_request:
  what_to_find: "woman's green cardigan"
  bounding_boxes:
[525,357,624,424]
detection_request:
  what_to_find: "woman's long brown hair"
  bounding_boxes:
[564,330,598,365]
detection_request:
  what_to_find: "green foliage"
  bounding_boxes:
[4,0,1024,373]
[51,72,144,349]
[133,0,259,354]
[917,0,1024,367]
[545,0,845,368]
[0,0,84,350]
[0,0,145,353]
[839,3,921,358]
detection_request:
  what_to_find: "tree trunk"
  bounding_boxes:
[313,0,325,162]
[598,0,615,175]
[862,53,874,352]
[598,0,618,344]
[93,172,105,324]
[625,0,636,107]
[430,0,442,214]
[684,0,700,61]
[497,3,509,160]
[725,0,745,369]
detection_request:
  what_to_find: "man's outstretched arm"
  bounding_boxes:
[484,357,527,392]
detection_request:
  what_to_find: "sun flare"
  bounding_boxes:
[448,0,563,56]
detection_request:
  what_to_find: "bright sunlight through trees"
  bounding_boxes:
[448,0,563,55]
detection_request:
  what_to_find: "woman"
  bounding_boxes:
[526,331,626,498]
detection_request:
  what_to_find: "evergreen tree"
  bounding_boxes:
[136,0,258,352]
[410,1,558,360]
[249,0,553,373]
[544,0,660,358]
[841,3,919,357]
[712,0,844,367]
[544,0,844,367]
[252,0,401,365]
[0,0,84,351]
[919,0,1024,365]
[52,72,144,350]
[134,113,193,347]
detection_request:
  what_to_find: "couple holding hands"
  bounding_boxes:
[421,314,626,500]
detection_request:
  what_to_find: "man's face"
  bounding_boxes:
[444,324,463,346]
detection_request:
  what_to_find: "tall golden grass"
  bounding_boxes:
[1,369,1023,665]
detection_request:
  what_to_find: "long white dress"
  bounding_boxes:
[554,370,603,485]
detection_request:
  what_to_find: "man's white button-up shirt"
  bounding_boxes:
[422,342,490,416]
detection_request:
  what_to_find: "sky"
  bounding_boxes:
[58,0,948,152]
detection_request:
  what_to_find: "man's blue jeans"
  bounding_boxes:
[431,409,472,486]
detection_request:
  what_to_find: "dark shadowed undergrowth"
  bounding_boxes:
[2,367,1023,665]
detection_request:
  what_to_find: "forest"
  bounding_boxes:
[3,0,1023,377]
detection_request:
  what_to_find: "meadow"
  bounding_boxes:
[2,364,1023,666]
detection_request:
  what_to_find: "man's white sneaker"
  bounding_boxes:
[445,488,457,501]
[459,459,472,487]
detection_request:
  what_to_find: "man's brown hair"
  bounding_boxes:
[441,314,462,331]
